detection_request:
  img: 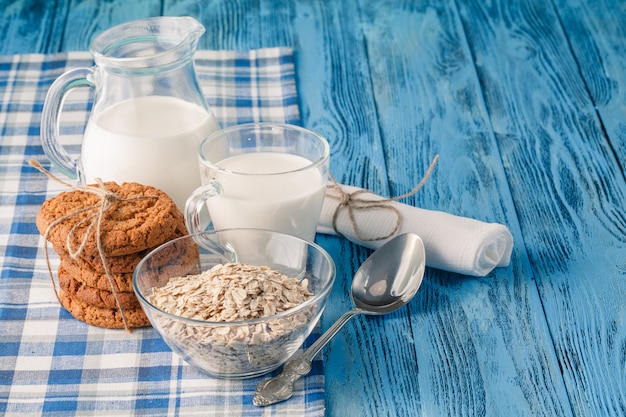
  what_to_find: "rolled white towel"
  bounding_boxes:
[317,183,513,277]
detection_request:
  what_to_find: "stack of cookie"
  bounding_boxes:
[36,181,189,329]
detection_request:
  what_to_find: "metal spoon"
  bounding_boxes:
[253,233,426,406]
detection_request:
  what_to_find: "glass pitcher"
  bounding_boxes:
[40,16,220,209]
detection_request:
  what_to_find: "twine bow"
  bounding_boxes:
[29,160,158,332]
[326,154,439,242]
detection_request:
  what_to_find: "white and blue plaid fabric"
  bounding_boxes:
[0,49,324,416]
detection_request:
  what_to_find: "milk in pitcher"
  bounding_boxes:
[81,96,220,208]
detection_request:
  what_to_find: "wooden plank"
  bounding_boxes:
[0,0,67,54]
[358,0,573,416]
[455,0,626,416]
[0,0,163,55]
[553,0,626,173]
[60,0,163,51]
[165,0,263,50]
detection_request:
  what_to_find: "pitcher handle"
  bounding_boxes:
[40,67,96,179]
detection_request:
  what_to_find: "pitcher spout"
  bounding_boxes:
[180,16,206,47]
[89,16,206,69]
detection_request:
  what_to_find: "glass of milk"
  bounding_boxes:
[40,17,220,209]
[185,123,330,242]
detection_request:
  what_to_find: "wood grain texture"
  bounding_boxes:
[0,0,67,54]
[60,0,162,51]
[167,0,263,50]
[554,0,626,174]
[456,0,626,416]
[358,1,571,416]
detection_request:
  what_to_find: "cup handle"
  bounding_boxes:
[184,181,223,235]
[40,67,96,179]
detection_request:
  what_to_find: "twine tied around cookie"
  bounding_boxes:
[29,160,159,332]
[326,154,439,242]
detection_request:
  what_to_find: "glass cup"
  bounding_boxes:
[185,123,330,242]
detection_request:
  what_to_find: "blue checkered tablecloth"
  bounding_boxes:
[0,49,325,416]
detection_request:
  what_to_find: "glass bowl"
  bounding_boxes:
[133,228,335,379]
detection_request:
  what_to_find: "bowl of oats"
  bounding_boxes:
[133,228,336,379]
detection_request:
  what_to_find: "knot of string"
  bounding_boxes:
[29,160,158,332]
[326,154,439,242]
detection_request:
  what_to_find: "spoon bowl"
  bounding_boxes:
[254,233,426,406]
[351,233,425,314]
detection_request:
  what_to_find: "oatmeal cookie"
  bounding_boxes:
[60,252,138,290]
[51,218,188,275]
[58,265,140,309]
[58,289,150,329]
[36,181,185,257]
[59,230,196,287]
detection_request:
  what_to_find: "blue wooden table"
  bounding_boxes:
[1,0,624,416]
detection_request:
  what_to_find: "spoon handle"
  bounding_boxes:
[253,308,363,406]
